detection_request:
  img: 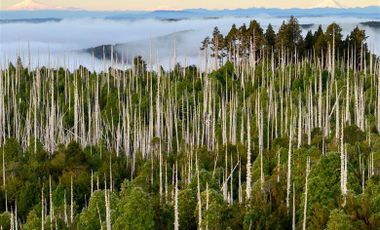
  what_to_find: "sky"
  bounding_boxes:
[1,0,379,11]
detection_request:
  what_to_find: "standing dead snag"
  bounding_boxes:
[258,96,264,191]
[41,184,45,230]
[105,187,111,230]
[70,176,74,224]
[174,162,179,230]
[286,120,293,210]
[303,156,311,230]
[340,118,348,206]
[49,175,54,229]
[196,152,202,229]
[292,183,295,230]
[246,112,252,200]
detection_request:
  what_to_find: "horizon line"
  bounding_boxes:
[1,5,379,12]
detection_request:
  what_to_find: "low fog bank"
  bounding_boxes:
[1,16,379,70]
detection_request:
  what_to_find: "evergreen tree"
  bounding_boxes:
[313,25,326,57]
[225,24,239,62]
[211,27,224,69]
[133,56,147,75]
[264,24,276,49]
[276,16,302,50]
[304,30,314,52]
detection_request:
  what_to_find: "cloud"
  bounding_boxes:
[1,16,379,70]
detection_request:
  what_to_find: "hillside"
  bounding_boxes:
[0,16,380,230]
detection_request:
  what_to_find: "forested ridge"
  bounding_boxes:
[0,16,380,229]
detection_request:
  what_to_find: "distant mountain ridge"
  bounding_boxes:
[1,5,379,20]
[83,30,195,61]
[0,17,61,23]
[101,6,380,21]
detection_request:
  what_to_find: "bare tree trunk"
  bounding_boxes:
[292,184,295,230]
[64,190,68,226]
[159,140,163,203]
[246,113,252,200]
[2,149,5,187]
[206,183,209,230]
[49,175,54,230]
[302,157,310,230]
[277,149,281,183]
[286,120,293,210]
[70,176,74,224]
[105,188,111,230]
[197,154,202,229]
[41,184,45,230]
[340,120,348,206]
[174,163,179,230]
[258,98,264,191]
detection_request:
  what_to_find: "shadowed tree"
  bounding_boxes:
[133,56,147,76]
[314,25,326,58]
[265,24,276,49]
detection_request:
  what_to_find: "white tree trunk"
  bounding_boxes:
[302,157,310,230]
[286,121,293,210]
[174,163,179,230]
[246,113,252,200]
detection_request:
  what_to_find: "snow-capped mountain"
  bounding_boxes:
[314,0,344,8]
[6,0,77,11]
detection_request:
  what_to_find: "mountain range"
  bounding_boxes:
[1,0,379,21]
[6,0,80,11]
[314,0,344,8]
[3,0,369,11]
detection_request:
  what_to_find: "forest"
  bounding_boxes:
[0,16,380,229]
